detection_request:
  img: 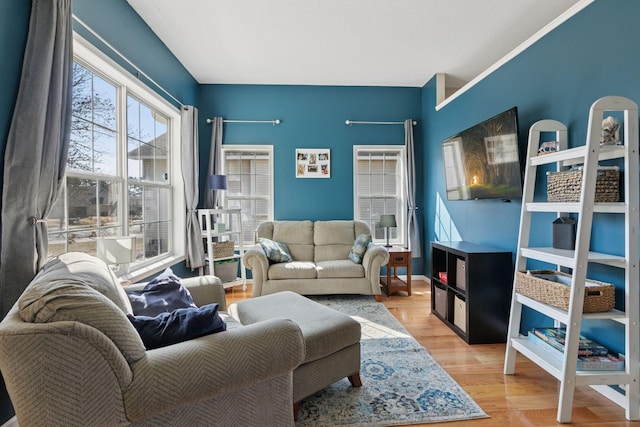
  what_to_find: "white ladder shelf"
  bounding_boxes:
[503,96,639,423]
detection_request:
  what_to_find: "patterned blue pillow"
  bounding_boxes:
[126,268,196,316]
[348,234,371,264]
[127,303,227,350]
[258,238,293,263]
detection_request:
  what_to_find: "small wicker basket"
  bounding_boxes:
[212,241,235,258]
[547,167,619,203]
[515,270,615,312]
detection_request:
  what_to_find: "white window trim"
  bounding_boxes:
[73,33,186,281]
[353,145,407,247]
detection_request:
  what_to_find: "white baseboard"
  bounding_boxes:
[395,274,429,283]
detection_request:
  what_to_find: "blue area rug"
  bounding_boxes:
[296,295,488,426]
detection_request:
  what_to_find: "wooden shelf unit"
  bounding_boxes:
[198,208,246,290]
[503,96,640,423]
[431,241,513,344]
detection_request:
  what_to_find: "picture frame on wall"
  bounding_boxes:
[296,148,330,178]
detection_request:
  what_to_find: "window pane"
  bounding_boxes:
[72,62,92,122]
[69,117,92,172]
[127,97,140,139]
[144,187,159,222]
[93,126,117,175]
[159,188,170,221]
[140,141,156,180]
[128,137,142,180]
[129,184,170,259]
[155,147,169,182]
[144,222,169,258]
[128,184,143,224]
[155,113,167,139]
[92,74,116,130]
[68,177,96,224]
[70,64,117,176]
[97,180,120,227]
[138,102,154,142]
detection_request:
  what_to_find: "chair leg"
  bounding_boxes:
[293,401,300,421]
[374,294,382,302]
[348,372,362,387]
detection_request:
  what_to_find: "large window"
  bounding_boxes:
[353,146,406,246]
[47,35,184,277]
[221,145,273,245]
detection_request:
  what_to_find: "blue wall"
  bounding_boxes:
[421,0,640,347]
[72,0,199,108]
[197,84,423,269]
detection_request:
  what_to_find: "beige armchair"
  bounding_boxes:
[0,252,305,427]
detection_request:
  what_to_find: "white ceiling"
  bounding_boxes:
[127,0,582,87]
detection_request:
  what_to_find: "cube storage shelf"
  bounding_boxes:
[431,241,513,344]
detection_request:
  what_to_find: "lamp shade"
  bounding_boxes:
[379,214,397,228]
[209,174,228,190]
[97,236,136,265]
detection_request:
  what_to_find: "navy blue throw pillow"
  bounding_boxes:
[126,268,196,316]
[127,303,227,350]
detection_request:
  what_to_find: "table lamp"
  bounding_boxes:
[379,214,397,248]
[97,236,136,275]
[209,174,228,209]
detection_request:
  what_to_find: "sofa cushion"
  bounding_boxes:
[347,233,372,264]
[314,221,356,262]
[126,268,197,316]
[257,238,293,263]
[127,303,227,350]
[19,281,146,363]
[268,261,317,280]
[316,260,365,279]
[272,220,314,261]
[314,221,356,246]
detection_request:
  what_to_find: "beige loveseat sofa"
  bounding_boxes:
[0,252,305,427]
[243,220,389,300]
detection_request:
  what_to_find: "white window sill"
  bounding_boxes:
[119,254,185,284]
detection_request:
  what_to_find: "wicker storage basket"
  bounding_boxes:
[515,270,615,312]
[547,166,619,203]
[212,241,235,258]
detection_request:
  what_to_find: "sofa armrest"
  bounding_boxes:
[180,275,226,310]
[124,318,305,422]
[243,244,270,297]
[362,243,390,294]
[126,275,226,311]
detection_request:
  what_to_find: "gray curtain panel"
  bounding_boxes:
[205,117,224,209]
[0,0,73,317]
[181,106,205,269]
[405,119,421,258]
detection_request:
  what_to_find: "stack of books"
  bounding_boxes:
[528,327,624,371]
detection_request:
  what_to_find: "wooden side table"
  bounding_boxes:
[381,247,412,296]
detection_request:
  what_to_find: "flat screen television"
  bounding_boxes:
[442,107,522,201]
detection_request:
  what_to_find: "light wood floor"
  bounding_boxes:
[224,280,637,426]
